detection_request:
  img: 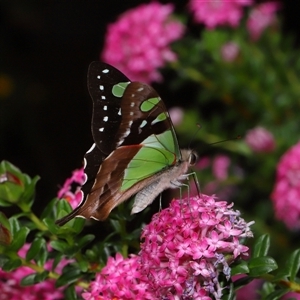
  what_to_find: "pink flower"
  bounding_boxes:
[140,195,253,299]
[57,168,85,209]
[169,106,184,126]
[101,3,185,83]
[281,292,300,300]
[221,42,240,62]
[82,253,154,300]
[271,141,300,229]
[212,155,231,180]
[188,0,252,29]
[0,243,72,300]
[247,2,280,40]
[83,195,253,299]
[245,126,276,153]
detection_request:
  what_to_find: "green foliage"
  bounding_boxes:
[0,161,299,299]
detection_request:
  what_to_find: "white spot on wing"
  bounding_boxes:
[140,120,147,128]
[86,143,96,154]
[101,96,106,100]
[99,127,104,132]
[130,102,135,107]
[137,87,144,92]
[97,75,101,79]
[118,108,121,115]
[99,85,104,90]
[130,112,134,116]
[102,69,109,73]
[103,105,107,110]
[103,116,108,122]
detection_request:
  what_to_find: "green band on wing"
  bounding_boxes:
[121,130,176,191]
[151,112,168,126]
[112,82,130,97]
[140,97,161,112]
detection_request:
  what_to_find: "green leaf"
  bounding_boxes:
[56,267,82,287]
[41,198,58,219]
[231,260,249,276]
[43,217,59,234]
[222,282,235,300]
[0,212,12,245]
[52,252,64,270]
[287,249,300,281]
[78,259,89,272]
[26,237,46,261]
[20,175,40,206]
[36,242,48,267]
[56,199,72,216]
[9,217,20,236]
[50,240,69,253]
[8,227,30,252]
[2,257,22,271]
[248,256,278,276]
[265,288,290,300]
[0,254,9,268]
[72,217,85,233]
[233,275,254,290]
[64,284,78,300]
[78,234,95,249]
[21,271,49,286]
[252,234,270,258]
[0,212,11,232]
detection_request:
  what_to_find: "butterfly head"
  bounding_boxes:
[181,149,198,167]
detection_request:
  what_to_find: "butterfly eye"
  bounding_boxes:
[189,152,198,166]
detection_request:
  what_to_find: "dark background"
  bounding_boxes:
[0,0,300,211]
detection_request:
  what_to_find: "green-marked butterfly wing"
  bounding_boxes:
[56,62,198,226]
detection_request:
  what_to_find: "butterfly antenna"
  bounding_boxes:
[188,123,202,149]
[209,135,241,146]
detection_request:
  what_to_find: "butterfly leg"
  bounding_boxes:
[158,193,163,212]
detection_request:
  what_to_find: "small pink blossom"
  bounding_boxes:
[101,3,185,83]
[212,155,231,180]
[245,126,276,153]
[188,0,252,29]
[221,42,240,62]
[247,2,280,40]
[57,168,85,209]
[271,141,300,229]
[169,106,184,126]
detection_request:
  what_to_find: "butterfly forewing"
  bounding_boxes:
[55,61,194,226]
[87,62,130,155]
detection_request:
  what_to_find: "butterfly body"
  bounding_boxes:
[56,62,197,226]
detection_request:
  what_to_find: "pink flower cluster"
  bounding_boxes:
[271,141,300,229]
[188,0,252,29]
[83,195,253,300]
[247,2,280,40]
[101,2,185,83]
[0,243,71,300]
[57,168,85,209]
[245,126,276,153]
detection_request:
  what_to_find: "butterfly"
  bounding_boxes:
[56,62,198,226]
